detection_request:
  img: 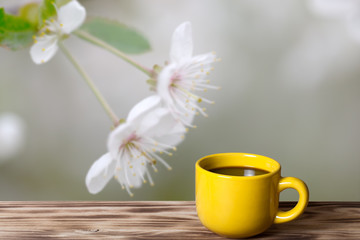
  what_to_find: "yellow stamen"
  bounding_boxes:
[42,48,45,52]
[198,98,202,103]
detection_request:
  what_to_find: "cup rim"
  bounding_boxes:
[196,152,281,179]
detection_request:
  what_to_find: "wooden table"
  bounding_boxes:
[0,202,359,239]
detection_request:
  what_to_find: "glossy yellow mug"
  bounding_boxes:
[196,153,309,238]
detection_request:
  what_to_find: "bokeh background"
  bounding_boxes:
[0,0,359,201]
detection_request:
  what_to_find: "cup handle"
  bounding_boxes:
[274,177,309,224]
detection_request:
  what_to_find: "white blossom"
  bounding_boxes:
[156,22,220,127]
[86,95,186,196]
[30,0,86,64]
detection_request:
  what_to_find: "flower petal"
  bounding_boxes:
[157,63,197,126]
[154,130,184,147]
[30,36,58,64]
[86,153,115,194]
[57,0,86,34]
[154,122,186,146]
[140,108,184,137]
[170,21,193,63]
[107,122,134,159]
[132,105,187,148]
[144,108,187,147]
[157,63,177,105]
[127,95,162,125]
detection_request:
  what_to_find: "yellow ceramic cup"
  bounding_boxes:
[196,153,309,238]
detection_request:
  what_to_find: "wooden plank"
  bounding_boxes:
[0,202,359,239]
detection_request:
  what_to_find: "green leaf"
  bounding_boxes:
[79,17,151,54]
[39,0,57,27]
[0,8,37,50]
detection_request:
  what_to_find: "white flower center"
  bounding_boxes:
[115,131,176,195]
[44,18,65,36]
[166,65,219,127]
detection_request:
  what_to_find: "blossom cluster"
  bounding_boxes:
[27,0,219,196]
[86,22,219,196]
[30,0,86,64]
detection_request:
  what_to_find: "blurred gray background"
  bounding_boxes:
[0,0,359,201]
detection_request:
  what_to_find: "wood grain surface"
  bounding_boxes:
[0,201,359,239]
